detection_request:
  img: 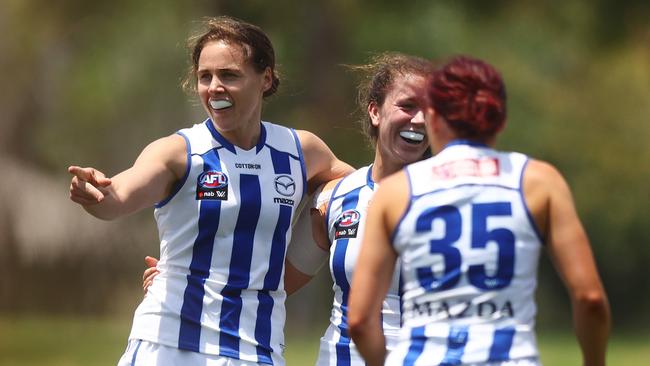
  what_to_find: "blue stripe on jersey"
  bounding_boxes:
[255,204,292,364]
[270,147,290,173]
[178,149,223,352]
[219,174,262,357]
[403,325,426,366]
[398,273,404,327]
[254,149,295,364]
[365,165,375,190]
[289,128,308,198]
[325,178,347,235]
[205,119,236,154]
[255,289,275,365]
[440,326,469,366]
[332,188,362,366]
[156,131,192,208]
[488,327,515,361]
[255,124,267,153]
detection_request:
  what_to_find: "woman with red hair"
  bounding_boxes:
[348,56,610,366]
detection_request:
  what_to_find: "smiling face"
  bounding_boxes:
[370,74,429,172]
[197,40,272,146]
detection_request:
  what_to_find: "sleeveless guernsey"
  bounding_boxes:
[129,119,307,366]
[388,141,543,365]
[317,165,402,365]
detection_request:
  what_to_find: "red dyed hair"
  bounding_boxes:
[428,56,506,139]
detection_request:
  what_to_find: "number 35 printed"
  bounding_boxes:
[415,202,515,291]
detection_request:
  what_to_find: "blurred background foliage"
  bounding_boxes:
[1,0,648,342]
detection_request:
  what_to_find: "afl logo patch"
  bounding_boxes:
[199,171,228,188]
[334,209,361,239]
[337,209,361,227]
[197,170,228,200]
[274,175,296,197]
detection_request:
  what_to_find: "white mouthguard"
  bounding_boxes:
[399,131,425,142]
[210,100,232,110]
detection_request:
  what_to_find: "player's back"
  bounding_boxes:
[388,141,544,365]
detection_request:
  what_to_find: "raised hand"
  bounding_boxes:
[68,166,112,205]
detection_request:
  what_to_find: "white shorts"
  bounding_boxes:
[382,355,540,366]
[468,359,540,366]
[117,339,265,366]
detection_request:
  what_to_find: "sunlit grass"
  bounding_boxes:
[0,315,646,365]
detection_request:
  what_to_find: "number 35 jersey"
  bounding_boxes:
[389,141,544,365]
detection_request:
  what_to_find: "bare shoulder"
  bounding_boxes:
[295,129,338,157]
[295,129,354,190]
[295,129,318,143]
[523,159,570,195]
[523,159,572,237]
[135,133,188,180]
[525,159,564,183]
[374,170,409,208]
[379,170,409,195]
[143,133,187,156]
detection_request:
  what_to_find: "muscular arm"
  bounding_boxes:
[296,130,354,193]
[69,134,187,220]
[524,160,610,366]
[348,172,407,366]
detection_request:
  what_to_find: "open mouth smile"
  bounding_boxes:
[399,131,425,144]
[209,99,232,110]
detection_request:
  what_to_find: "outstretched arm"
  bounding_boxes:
[68,134,187,220]
[524,160,610,366]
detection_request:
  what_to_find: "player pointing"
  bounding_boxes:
[69,16,351,366]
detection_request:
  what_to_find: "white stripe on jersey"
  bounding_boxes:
[389,141,543,365]
[128,119,306,366]
[316,165,401,366]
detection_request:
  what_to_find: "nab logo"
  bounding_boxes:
[334,209,361,239]
[274,175,295,197]
[199,171,228,188]
[337,209,361,228]
[197,170,228,201]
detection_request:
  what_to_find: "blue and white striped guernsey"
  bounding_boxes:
[388,141,543,365]
[316,165,402,366]
[128,119,306,365]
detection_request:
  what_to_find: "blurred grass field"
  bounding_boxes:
[0,315,647,365]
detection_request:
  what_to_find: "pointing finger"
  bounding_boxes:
[68,166,112,187]
[70,176,105,202]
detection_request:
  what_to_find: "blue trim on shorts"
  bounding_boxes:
[130,339,142,366]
